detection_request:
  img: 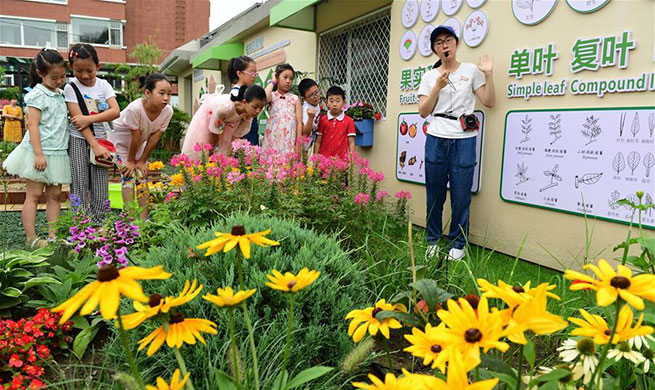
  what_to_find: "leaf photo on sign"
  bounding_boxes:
[463,10,489,48]
[419,24,437,57]
[421,0,441,22]
[442,0,464,16]
[566,0,611,14]
[399,30,418,61]
[574,173,602,189]
[512,0,557,25]
[402,0,420,28]
[466,0,487,9]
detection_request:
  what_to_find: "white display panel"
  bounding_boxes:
[501,108,655,229]
[396,111,485,193]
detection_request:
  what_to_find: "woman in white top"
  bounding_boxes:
[417,25,495,261]
[109,73,173,218]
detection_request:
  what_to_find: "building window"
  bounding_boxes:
[0,17,58,47]
[72,17,122,46]
[56,22,68,49]
[318,10,391,116]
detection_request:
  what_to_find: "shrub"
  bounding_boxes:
[102,213,368,389]
[0,308,72,389]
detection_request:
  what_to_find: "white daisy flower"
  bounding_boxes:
[629,334,655,350]
[642,348,655,372]
[608,342,646,365]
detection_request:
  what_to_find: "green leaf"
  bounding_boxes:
[524,339,536,370]
[536,368,571,383]
[636,237,655,256]
[626,255,650,270]
[492,372,517,389]
[0,297,21,309]
[9,268,33,278]
[2,287,22,297]
[272,369,288,390]
[375,310,422,328]
[213,370,236,390]
[73,325,99,360]
[24,276,60,289]
[409,279,453,311]
[286,366,333,389]
[480,354,515,377]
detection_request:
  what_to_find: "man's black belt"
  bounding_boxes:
[434,113,459,121]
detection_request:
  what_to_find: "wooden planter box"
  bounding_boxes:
[0,190,69,205]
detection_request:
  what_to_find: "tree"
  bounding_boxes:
[112,35,163,102]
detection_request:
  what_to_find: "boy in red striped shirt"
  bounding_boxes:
[314,86,356,158]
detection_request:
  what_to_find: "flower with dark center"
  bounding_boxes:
[347,299,408,343]
[97,265,120,282]
[149,294,164,308]
[231,225,246,236]
[576,337,596,356]
[197,226,279,258]
[610,276,630,289]
[287,280,297,289]
[462,294,480,310]
[565,258,655,310]
[465,328,483,343]
[644,348,655,360]
[52,265,171,324]
[371,307,382,318]
[431,344,442,353]
[118,280,203,331]
[169,313,185,324]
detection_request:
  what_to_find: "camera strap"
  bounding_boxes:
[434,113,459,121]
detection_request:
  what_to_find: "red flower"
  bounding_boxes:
[11,374,24,388]
[28,379,46,390]
[9,354,23,368]
[36,345,50,359]
[374,112,382,121]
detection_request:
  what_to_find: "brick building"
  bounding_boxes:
[0,0,209,89]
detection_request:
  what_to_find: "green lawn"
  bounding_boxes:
[0,210,49,250]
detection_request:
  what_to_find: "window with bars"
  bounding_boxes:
[318,10,391,116]
[56,22,68,49]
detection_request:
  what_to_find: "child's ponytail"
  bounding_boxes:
[29,48,65,88]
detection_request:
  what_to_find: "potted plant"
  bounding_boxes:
[345,101,382,147]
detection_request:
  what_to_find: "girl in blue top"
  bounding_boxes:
[2,49,70,247]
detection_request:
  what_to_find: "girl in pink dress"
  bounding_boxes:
[262,64,302,155]
[182,85,266,161]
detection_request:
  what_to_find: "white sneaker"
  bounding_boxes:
[425,244,439,259]
[447,247,465,261]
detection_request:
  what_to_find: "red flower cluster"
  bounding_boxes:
[1,309,72,390]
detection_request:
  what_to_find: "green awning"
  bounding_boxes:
[269,0,321,31]
[192,43,244,69]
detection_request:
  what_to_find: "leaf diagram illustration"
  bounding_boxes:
[520,114,532,144]
[516,0,536,12]
[627,151,641,176]
[575,173,603,189]
[630,112,640,137]
[549,114,562,145]
[540,164,562,192]
[580,115,602,145]
[644,153,655,177]
[515,162,530,185]
[612,152,625,175]
[619,112,626,137]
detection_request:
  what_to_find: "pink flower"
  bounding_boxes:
[192,175,202,182]
[358,101,364,107]
[296,136,311,146]
[193,143,202,152]
[206,166,222,177]
[354,192,370,206]
[227,170,245,184]
[9,354,23,368]
[164,192,178,202]
[376,190,388,201]
[395,190,412,200]
[203,143,213,151]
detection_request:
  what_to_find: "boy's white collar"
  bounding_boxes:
[327,111,345,121]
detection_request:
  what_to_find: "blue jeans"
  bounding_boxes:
[425,135,476,249]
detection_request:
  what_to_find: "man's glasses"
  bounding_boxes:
[307,91,321,99]
[433,37,455,47]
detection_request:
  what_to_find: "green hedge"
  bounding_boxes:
[103,213,367,389]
